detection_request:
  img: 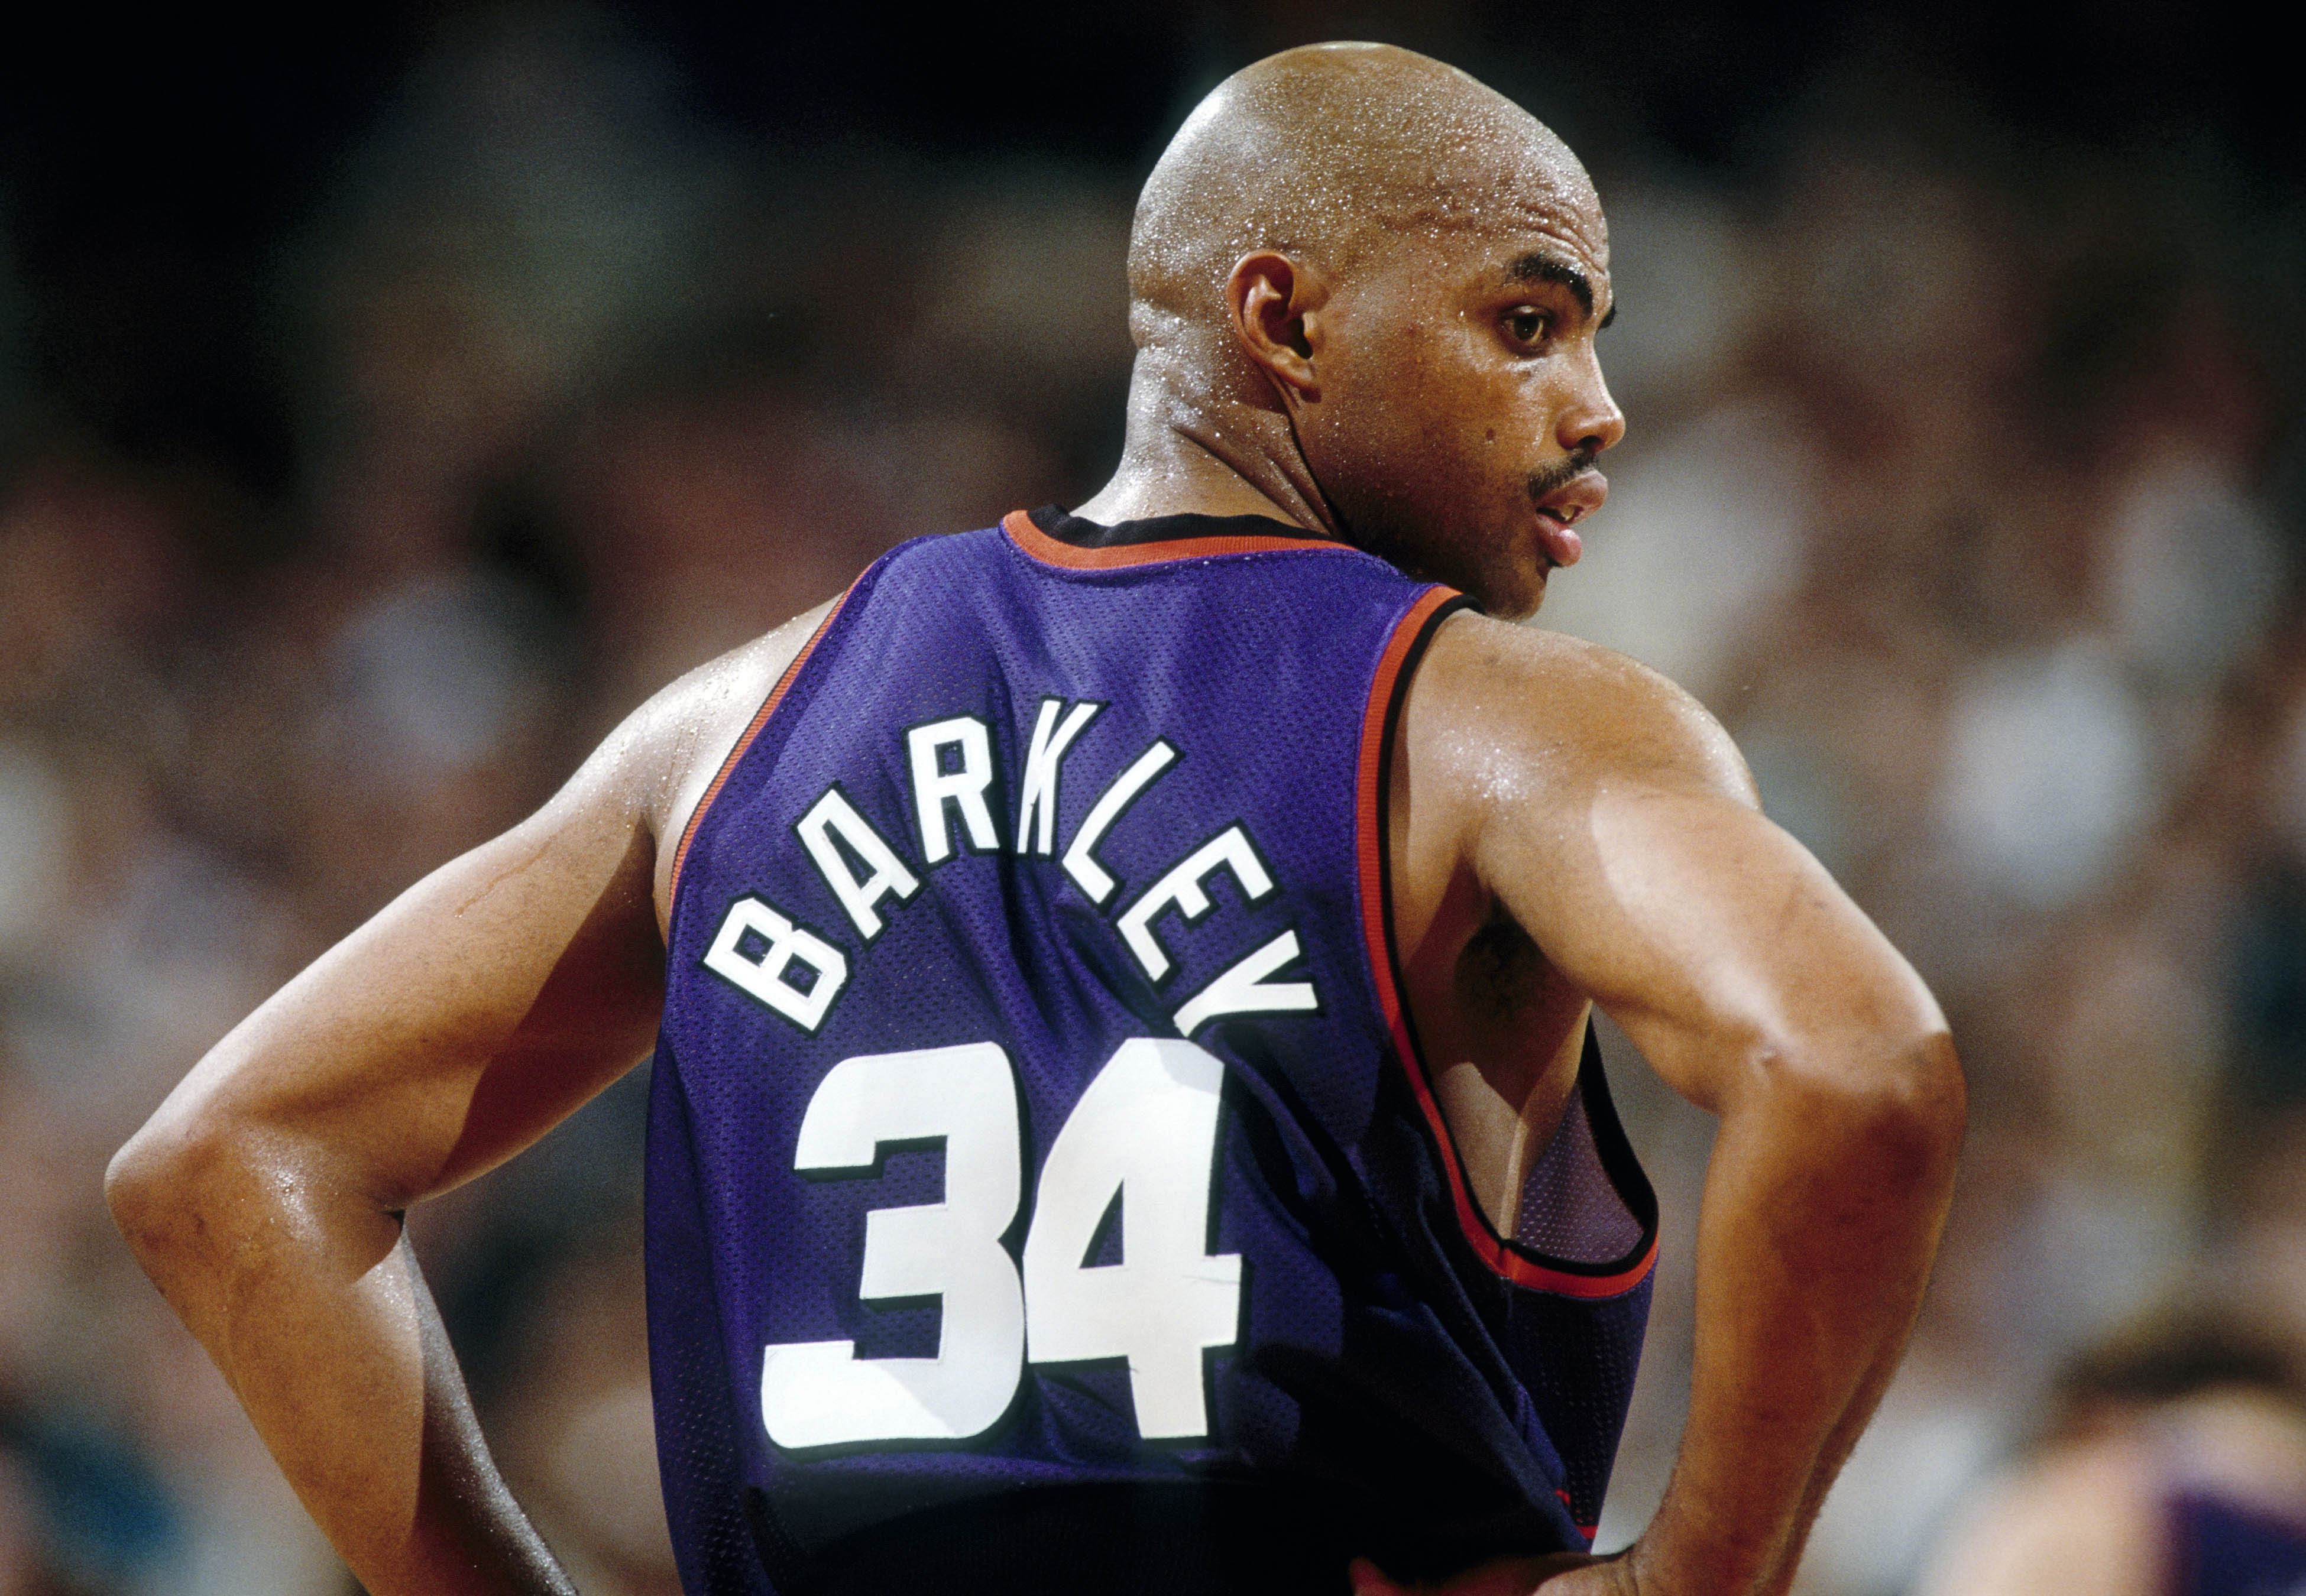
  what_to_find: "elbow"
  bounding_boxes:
[106,1116,198,1265]
[1753,1026,1967,1193]
[1874,1027,1967,1182]
[106,1104,254,1277]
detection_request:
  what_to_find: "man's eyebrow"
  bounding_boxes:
[1507,252,1594,316]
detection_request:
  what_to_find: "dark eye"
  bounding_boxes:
[1505,307,1550,345]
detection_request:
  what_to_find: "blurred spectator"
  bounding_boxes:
[1914,1309,2306,1596]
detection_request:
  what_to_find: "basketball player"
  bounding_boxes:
[106,42,1964,1596]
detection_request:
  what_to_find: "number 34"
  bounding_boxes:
[759,1039,1243,1449]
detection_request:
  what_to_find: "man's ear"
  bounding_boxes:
[1227,250,1326,400]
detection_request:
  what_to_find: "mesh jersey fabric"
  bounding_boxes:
[646,507,1659,1595]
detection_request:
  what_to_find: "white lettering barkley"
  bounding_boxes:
[908,717,1000,863]
[797,786,919,940]
[1016,698,1102,856]
[1064,739,1175,906]
[700,698,1322,1037]
[704,896,849,1033]
[1118,827,1272,982]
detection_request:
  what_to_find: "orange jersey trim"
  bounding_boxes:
[1354,588,1660,1300]
[668,586,854,899]
[1002,508,1337,570]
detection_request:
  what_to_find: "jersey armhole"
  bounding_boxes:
[1352,590,1660,1299]
[666,583,857,905]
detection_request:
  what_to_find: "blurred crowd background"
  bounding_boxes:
[2,5,2301,1592]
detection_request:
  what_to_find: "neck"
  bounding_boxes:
[1071,342,1341,537]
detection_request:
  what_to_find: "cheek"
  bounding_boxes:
[1301,339,1430,478]
[1307,323,1525,520]
[1418,366,1538,499]
[1375,340,1496,458]
[1335,325,1436,421]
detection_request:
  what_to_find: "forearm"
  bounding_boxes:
[1755,1326,1915,1591]
[1631,1039,1962,1594]
[108,1137,574,1596]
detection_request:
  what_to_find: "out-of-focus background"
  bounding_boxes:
[2,5,2300,1592]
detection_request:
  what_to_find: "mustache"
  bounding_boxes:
[1526,447,1601,504]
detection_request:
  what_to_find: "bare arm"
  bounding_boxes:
[1403,618,1965,1595]
[103,609,824,1595]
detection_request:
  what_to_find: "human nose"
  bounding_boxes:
[1557,346,1625,456]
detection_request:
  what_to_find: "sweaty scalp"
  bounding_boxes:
[1128,43,1599,338]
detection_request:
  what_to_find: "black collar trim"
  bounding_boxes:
[1026,503,1333,550]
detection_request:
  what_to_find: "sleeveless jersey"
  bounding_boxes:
[647,507,1659,1595]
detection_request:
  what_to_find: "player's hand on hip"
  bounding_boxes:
[1348,1551,1637,1596]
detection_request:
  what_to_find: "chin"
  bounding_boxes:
[1471,561,1547,621]
[1494,591,1545,622]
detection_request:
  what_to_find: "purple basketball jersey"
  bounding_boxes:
[647,507,1657,1594]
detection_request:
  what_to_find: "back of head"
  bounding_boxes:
[1128,43,1595,342]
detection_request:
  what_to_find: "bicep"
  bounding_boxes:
[144,747,666,1212]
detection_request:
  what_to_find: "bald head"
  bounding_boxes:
[1129,43,1601,335]
[1086,43,1624,619]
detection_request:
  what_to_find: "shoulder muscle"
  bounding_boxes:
[624,598,837,924]
[1407,611,1757,831]
[1401,611,1941,1106]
